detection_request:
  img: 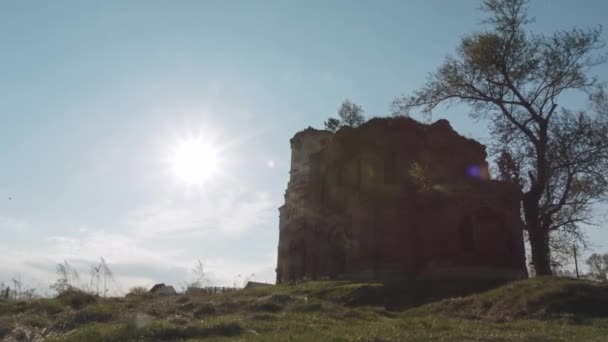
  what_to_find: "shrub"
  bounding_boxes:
[72,304,115,325]
[0,300,28,315]
[31,299,64,315]
[126,286,148,297]
[57,288,98,309]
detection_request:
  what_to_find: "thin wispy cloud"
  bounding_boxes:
[0,183,279,294]
[127,189,276,238]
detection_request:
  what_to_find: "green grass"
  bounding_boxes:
[413,276,608,321]
[2,277,608,341]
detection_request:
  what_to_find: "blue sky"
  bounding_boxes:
[1,0,607,293]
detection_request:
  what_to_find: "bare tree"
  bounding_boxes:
[324,99,366,132]
[393,0,608,275]
[0,282,9,299]
[232,273,255,288]
[592,87,608,116]
[0,277,37,300]
[189,259,207,288]
[586,253,608,282]
[179,259,209,292]
[51,260,79,294]
[90,257,114,297]
[11,276,22,299]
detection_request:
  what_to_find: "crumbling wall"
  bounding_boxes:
[276,117,527,283]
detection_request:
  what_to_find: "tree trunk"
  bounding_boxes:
[573,244,580,279]
[532,130,553,276]
[529,229,552,275]
[523,184,553,276]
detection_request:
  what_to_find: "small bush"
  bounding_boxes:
[31,299,65,315]
[72,304,115,325]
[126,286,148,296]
[0,300,28,315]
[57,288,98,309]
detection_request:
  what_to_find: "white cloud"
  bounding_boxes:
[203,253,277,286]
[47,232,182,266]
[217,192,275,236]
[0,231,277,295]
[0,234,184,295]
[127,188,276,238]
[0,186,276,293]
[0,182,278,295]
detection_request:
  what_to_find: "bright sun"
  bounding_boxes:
[170,136,220,186]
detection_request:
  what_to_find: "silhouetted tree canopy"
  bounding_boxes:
[324,99,365,132]
[586,253,608,282]
[393,0,608,275]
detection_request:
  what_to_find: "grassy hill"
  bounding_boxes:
[2,277,608,341]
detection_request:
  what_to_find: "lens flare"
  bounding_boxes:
[466,164,489,180]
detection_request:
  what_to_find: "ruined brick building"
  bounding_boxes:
[276,117,527,283]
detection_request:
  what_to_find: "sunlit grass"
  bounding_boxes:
[3,277,608,341]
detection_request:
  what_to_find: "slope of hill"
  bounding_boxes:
[2,277,608,341]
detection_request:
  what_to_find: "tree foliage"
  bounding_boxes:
[324,99,365,132]
[393,0,608,275]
